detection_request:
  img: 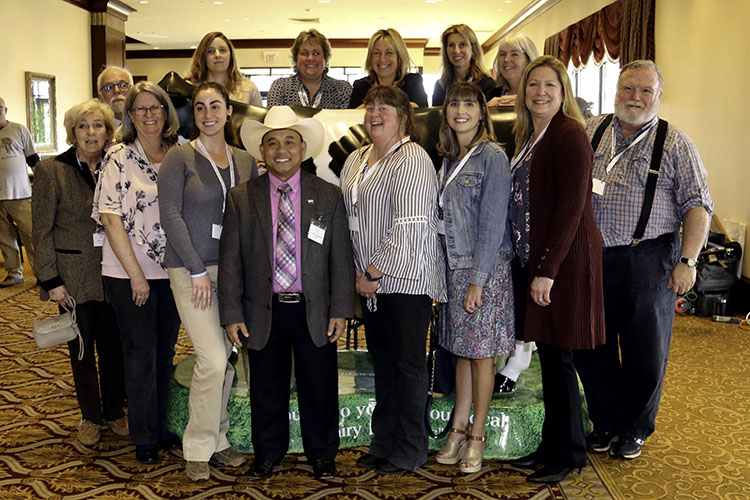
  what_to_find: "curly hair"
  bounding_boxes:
[290,29,332,73]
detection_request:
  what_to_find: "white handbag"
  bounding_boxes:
[32,298,84,360]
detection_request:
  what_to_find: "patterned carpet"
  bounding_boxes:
[1,267,747,499]
[588,313,750,500]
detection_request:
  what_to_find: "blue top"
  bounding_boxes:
[439,140,513,286]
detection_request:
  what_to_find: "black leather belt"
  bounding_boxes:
[274,292,302,304]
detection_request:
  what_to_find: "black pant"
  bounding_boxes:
[362,293,432,470]
[247,296,339,463]
[535,343,587,468]
[104,277,180,445]
[511,258,528,340]
[576,232,679,440]
[65,300,125,424]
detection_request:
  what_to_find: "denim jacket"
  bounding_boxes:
[440,141,513,286]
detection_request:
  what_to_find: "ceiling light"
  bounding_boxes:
[289,17,320,23]
[138,1,148,4]
[318,0,331,3]
[190,45,197,49]
[242,17,249,21]
[213,1,224,4]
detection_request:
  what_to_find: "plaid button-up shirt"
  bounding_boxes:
[586,115,713,248]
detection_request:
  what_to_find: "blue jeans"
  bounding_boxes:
[576,232,679,440]
[104,277,180,445]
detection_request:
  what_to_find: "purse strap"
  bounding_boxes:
[35,297,84,361]
[425,302,453,440]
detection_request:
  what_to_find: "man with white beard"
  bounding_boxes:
[96,66,133,127]
[575,60,712,460]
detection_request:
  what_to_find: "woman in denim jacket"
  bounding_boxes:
[434,82,515,473]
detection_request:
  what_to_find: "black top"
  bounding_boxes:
[349,73,429,109]
[432,74,497,107]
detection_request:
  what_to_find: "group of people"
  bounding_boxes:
[9,20,711,489]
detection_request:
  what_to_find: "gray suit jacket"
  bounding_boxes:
[32,147,105,303]
[218,170,355,349]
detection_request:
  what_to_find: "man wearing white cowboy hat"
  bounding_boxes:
[218,105,354,480]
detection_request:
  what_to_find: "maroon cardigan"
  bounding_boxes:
[524,110,605,350]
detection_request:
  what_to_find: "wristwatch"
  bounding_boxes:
[364,270,382,282]
[679,256,698,268]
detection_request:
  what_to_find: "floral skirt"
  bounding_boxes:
[438,259,515,359]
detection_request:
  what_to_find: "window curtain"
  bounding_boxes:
[619,0,655,63]
[543,0,654,67]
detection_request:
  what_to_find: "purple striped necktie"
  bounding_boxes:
[275,183,296,290]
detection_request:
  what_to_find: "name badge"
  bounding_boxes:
[308,218,326,245]
[93,232,105,247]
[348,215,359,232]
[212,223,223,239]
[437,219,445,235]
[592,178,605,196]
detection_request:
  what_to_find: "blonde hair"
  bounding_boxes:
[439,24,490,91]
[118,81,180,147]
[64,99,116,147]
[186,32,244,94]
[437,82,496,160]
[493,33,539,95]
[513,55,583,154]
[364,28,412,86]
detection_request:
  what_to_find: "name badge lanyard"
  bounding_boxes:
[351,136,410,207]
[438,145,479,208]
[604,120,657,175]
[135,138,153,168]
[196,138,236,213]
[510,122,550,172]
[298,88,323,109]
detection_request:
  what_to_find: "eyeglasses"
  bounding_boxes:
[100,81,131,93]
[131,105,164,116]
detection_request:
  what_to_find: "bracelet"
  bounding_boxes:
[364,270,382,282]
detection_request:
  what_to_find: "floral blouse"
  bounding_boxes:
[509,143,538,266]
[92,142,168,277]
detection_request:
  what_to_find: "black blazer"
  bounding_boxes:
[349,73,429,108]
[432,74,497,107]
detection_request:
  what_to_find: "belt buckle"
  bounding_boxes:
[278,293,301,304]
[630,239,640,247]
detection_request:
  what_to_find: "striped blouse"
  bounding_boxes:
[340,140,447,302]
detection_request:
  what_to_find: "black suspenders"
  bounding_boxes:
[591,114,669,246]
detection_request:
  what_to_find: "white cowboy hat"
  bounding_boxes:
[240,106,324,161]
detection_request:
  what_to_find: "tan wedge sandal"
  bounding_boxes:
[436,424,470,465]
[459,434,487,473]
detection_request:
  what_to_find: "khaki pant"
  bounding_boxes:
[169,265,234,461]
[0,199,34,278]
